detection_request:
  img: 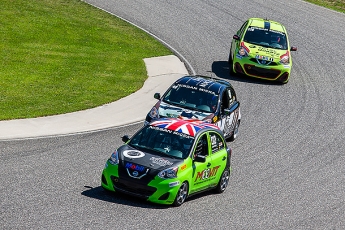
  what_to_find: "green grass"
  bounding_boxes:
[1,1,343,120]
[305,0,345,13]
[0,0,172,120]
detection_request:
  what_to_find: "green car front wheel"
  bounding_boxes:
[173,181,189,207]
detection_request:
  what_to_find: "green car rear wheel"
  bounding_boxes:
[216,168,230,193]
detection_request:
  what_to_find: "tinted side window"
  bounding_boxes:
[227,87,237,106]
[221,89,231,110]
[210,132,225,154]
[194,134,209,157]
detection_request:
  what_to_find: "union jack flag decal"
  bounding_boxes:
[150,118,219,137]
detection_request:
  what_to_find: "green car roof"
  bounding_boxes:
[248,18,286,33]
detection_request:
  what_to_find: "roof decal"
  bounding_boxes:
[174,76,225,95]
[150,118,219,137]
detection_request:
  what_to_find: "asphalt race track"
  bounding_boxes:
[1,0,345,229]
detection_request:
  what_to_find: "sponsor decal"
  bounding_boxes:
[248,26,268,32]
[125,162,145,172]
[169,181,180,187]
[175,83,217,95]
[194,165,221,183]
[150,157,173,167]
[258,47,277,55]
[236,54,243,59]
[166,113,178,118]
[247,26,285,36]
[123,150,145,158]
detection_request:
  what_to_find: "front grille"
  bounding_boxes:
[249,58,278,66]
[244,64,281,79]
[111,176,157,198]
[119,161,156,183]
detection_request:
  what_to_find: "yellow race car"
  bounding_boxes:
[229,18,297,84]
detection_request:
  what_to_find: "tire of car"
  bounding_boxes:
[228,52,236,76]
[215,167,230,193]
[227,120,240,142]
[173,181,189,207]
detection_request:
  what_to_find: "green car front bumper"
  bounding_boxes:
[101,162,185,205]
[233,55,292,83]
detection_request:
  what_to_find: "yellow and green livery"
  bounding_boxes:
[229,18,297,83]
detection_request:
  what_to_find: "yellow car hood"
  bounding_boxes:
[243,41,289,62]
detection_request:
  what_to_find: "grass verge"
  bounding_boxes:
[305,0,345,13]
[0,0,172,120]
[1,1,343,120]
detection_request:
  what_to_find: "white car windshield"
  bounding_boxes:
[162,83,219,113]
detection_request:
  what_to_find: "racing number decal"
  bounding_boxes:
[201,168,211,179]
[210,135,217,147]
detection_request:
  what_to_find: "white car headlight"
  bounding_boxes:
[149,107,159,119]
[280,51,290,64]
[237,42,250,57]
[109,151,119,165]
[238,47,248,57]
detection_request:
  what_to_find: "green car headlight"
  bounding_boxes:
[158,167,178,179]
[238,42,250,57]
[280,51,290,64]
[238,47,248,57]
[109,151,119,165]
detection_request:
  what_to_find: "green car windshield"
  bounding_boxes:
[243,26,288,50]
[129,125,195,159]
[162,83,219,113]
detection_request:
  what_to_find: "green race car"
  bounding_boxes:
[229,18,297,83]
[101,118,232,206]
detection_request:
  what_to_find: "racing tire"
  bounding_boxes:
[228,53,236,76]
[215,167,230,193]
[227,120,240,142]
[173,181,188,207]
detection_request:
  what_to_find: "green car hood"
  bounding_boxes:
[244,41,288,62]
[118,145,184,171]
